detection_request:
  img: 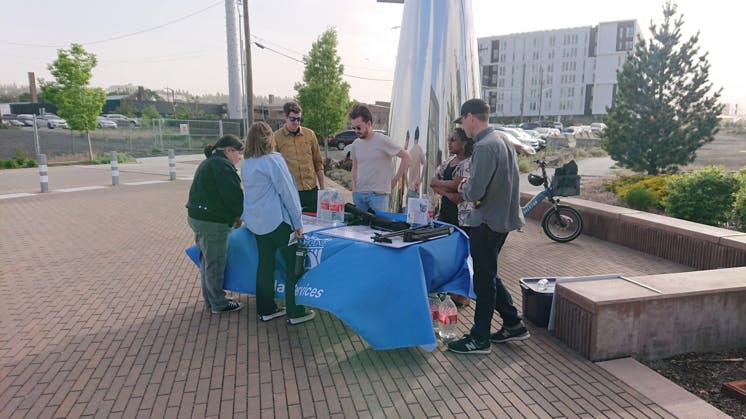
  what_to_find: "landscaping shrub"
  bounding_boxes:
[624,187,658,210]
[2,159,18,169]
[664,166,740,227]
[616,175,669,203]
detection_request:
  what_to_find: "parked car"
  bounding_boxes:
[16,114,36,127]
[328,130,358,150]
[36,114,69,129]
[97,116,117,129]
[496,130,535,155]
[590,122,607,133]
[534,127,561,138]
[101,114,138,127]
[496,126,540,149]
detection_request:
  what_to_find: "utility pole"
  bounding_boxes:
[243,0,254,128]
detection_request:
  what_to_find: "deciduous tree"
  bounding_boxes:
[42,44,106,161]
[602,1,723,175]
[295,28,351,139]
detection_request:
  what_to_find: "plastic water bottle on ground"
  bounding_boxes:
[438,294,458,341]
[537,278,549,292]
[429,294,441,334]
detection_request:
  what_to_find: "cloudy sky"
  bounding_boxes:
[1,0,743,103]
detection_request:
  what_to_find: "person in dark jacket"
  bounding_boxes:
[186,134,245,314]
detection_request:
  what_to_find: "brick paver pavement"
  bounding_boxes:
[0,179,693,418]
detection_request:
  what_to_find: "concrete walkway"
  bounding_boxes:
[0,158,727,418]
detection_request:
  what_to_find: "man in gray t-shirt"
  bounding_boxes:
[348,104,410,212]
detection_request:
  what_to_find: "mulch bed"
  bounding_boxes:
[643,348,746,418]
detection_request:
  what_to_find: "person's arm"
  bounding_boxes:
[391,148,411,190]
[310,133,325,189]
[416,151,426,190]
[272,156,303,229]
[351,157,358,192]
[461,145,495,203]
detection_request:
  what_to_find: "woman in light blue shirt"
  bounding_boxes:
[242,121,315,325]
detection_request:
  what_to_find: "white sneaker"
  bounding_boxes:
[260,308,286,321]
[287,310,316,325]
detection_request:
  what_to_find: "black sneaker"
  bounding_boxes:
[211,301,243,314]
[490,325,530,343]
[287,310,315,325]
[260,308,287,322]
[447,334,491,354]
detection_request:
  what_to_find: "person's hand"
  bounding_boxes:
[457,177,468,193]
[414,180,421,190]
[233,218,243,228]
[390,178,397,189]
[294,228,303,239]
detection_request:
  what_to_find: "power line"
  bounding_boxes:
[252,42,392,82]
[0,0,223,48]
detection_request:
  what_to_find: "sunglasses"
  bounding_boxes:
[352,124,366,131]
[288,116,303,123]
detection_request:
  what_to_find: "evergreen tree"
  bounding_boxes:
[602,1,723,175]
[295,28,351,139]
[42,44,106,161]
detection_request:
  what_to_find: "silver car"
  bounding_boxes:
[101,114,138,127]
[97,116,118,129]
[36,114,69,129]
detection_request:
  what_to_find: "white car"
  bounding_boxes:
[97,117,118,129]
[496,126,540,149]
[590,122,607,133]
[496,130,535,155]
[36,114,69,129]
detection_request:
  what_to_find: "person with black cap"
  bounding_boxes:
[186,134,246,314]
[447,98,529,354]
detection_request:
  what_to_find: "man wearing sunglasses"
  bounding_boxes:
[274,102,325,213]
[348,103,411,213]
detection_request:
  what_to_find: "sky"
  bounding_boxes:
[1,0,744,104]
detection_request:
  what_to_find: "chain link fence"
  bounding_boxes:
[0,119,244,160]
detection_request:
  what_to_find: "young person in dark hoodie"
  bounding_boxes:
[186,134,245,314]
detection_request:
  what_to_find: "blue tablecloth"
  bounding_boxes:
[186,217,474,350]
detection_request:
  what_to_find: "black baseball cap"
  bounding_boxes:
[453,98,490,124]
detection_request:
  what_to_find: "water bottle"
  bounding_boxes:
[438,295,458,341]
[294,241,307,276]
[428,294,441,334]
[537,278,549,292]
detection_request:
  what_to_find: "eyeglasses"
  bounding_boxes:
[352,124,366,131]
[288,116,303,123]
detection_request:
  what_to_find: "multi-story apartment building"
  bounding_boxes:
[478,20,642,122]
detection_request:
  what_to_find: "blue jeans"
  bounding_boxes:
[187,216,233,311]
[469,223,521,340]
[352,191,389,213]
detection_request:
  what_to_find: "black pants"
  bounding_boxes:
[254,222,305,318]
[469,223,521,340]
[298,187,318,213]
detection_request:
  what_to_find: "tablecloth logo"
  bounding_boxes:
[295,285,324,298]
[303,236,331,270]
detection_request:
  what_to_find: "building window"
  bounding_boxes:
[488,92,497,110]
[616,21,635,51]
[491,40,500,62]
